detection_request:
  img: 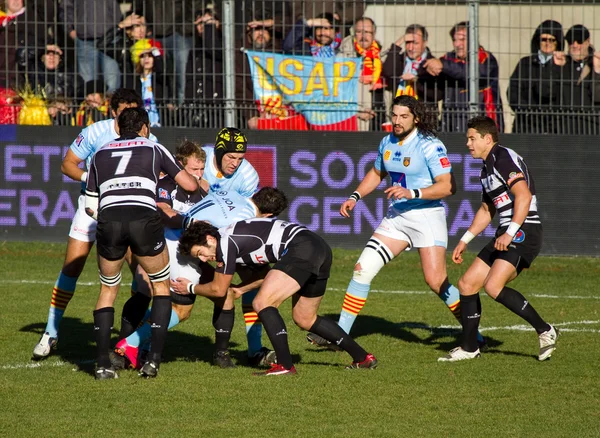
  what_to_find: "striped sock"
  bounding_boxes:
[338,280,370,334]
[242,289,262,357]
[45,272,78,338]
[440,283,484,344]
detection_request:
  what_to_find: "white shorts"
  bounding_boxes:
[165,228,203,285]
[374,206,448,249]
[68,195,97,242]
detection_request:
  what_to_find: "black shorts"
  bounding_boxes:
[272,231,332,298]
[477,223,543,274]
[96,207,165,261]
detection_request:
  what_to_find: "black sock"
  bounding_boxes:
[309,316,367,363]
[460,294,481,352]
[495,287,550,334]
[119,292,152,339]
[93,307,114,369]
[212,305,234,352]
[258,307,293,370]
[148,295,171,364]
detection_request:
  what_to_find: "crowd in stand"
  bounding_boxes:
[1,0,599,133]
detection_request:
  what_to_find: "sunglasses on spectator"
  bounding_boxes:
[540,37,557,43]
[140,52,154,59]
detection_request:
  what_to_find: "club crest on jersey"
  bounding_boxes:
[158,188,169,199]
[512,230,525,243]
[440,157,451,168]
[403,157,411,167]
[384,150,391,161]
[75,134,84,146]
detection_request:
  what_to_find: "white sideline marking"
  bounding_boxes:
[6,280,600,300]
[1,359,94,370]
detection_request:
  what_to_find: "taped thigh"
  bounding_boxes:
[352,237,394,284]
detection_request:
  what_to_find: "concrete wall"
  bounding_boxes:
[365,3,600,132]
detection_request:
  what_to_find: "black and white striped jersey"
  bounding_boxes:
[87,135,183,212]
[156,174,207,214]
[215,218,307,275]
[480,143,540,227]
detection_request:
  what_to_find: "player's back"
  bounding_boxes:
[186,190,257,228]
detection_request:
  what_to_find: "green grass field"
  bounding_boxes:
[1,241,598,437]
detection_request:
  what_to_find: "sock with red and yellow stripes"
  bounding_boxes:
[242,289,262,357]
[338,280,370,334]
[44,272,78,338]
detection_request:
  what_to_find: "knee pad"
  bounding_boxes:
[352,237,393,285]
[99,271,122,287]
[147,265,170,283]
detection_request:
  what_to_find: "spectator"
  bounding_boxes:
[283,12,341,57]
[99,11,152,82]
[125,38,168,127]
[61,0,122,91]
[73,79,108,126]
[508,20,565,134]
[424,21,503,132]
[560,24,600,135]
[0,0,50,88]
[182,8,223,127]
[26,45,83,100]
[288,1,365,37]
[381,24,442,121]
[47,96,73,126]
[140,0,196,105]
[338,17,388,131]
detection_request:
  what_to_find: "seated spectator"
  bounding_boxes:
[26,45,83,100]
[72,79,108,126]
[283,12,342,57]
[182,9,223,127]
[1,0,50,88]
[508,20,565,134]
[560,24,600,135]
[381,24,441,121]
[424,21,503,132]
[125,38,168,127]
[338,17,388,131]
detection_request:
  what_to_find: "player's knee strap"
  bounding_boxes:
[147,265,170,283]
[99,271,122,287]
[352,237,393,284]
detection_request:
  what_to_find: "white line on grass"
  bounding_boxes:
[1,359,94,370]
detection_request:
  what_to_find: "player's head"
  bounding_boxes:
[466,115,498,159]
[214,127,248,176]
[179,221,220,261]
[118,107,150,138]
[109,88,144,118]
[176,140,206,180]
[390,95,437,140]
[252,187,289,217]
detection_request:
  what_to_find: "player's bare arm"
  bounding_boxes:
[157,202,185,229]
[174,169,201,193]
[171,272,233,298]
[452,201,495,264]
[340,167,386,218]
[61,149,86,181]
[495,180,532,252]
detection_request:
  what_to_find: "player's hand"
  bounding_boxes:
[494,233,513,252]
[384,186,411,200]
[340,198,356,218]
[170,277,192,294]
[228,287,243,300]
[452,241,467,264]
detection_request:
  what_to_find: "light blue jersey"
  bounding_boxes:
[184,190,258,229]
[374,129,452,215]
[69,118,158,169]
[202,146,259,197]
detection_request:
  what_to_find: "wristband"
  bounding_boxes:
[506,221,520,237]
[411,189,422,199]
[348,191,361,203]
[187,282,196,295]
[80,172,88,182]
[460,230,475,244]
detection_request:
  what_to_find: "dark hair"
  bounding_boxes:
[467,115,499,142]
[405,23,428,41]
[83,79,106,97]
[252,187,288,217]
[117,107,149,134]
[179,221,220,256]
[450,21,469,39]
[391,95,437,138]
[110,88,144,112]
[176,140,205,166]
[316,12,338,30]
